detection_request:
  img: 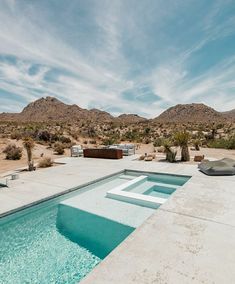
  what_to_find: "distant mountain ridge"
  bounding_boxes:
[0,97,234,124]
[117,114,147,124]
[222,109,235,120]
[154,103,227,123]
[0,96,145,124]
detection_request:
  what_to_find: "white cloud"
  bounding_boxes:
[0,1,134,112]
[150,55,235,112]
[0,0,234,117]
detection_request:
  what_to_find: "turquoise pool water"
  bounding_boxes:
[0,173,136,284]
[0,202,101,284]
[0,170,190,283]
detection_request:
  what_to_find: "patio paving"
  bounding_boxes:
[0,155,235,283]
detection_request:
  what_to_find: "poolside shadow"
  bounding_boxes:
[56,204,134,259]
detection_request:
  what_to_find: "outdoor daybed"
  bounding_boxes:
[108,144,135,156]
[198,158,235,176]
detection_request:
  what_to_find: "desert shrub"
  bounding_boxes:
[83,140,88,145]
[3,144,23,160]
[166,150,177,163]
[123,130,139,142]
[38,130,51,142]
[153,138,163,147]
[228,135,235,149]
[143,127,151,135]
[102,138,112,146]
[163,139,177,163]
[63,141,75,149]
[89,140,97,144]
[54,142,65,155]
[10,131,22,140]
[38,157,53,168]
[102,137,118,146]
[87,127,97,138]
[50,134,60,142]
[208,135,235,149]
[59,136,71,144]
[22,128,37,140]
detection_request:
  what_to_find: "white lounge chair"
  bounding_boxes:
[71,145,83,157]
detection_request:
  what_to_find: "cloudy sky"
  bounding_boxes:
[0,0,235,117]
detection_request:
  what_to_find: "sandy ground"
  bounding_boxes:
[0,140,235,176]
[135,143,235,163]
[0,138,70,175]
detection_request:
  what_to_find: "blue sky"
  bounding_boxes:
[0,0,235,117]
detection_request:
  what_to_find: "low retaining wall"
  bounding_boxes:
[83,148,123,159]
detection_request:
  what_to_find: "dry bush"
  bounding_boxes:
[59,136,71,144]
[38,130,51,142]
[3,144,23,160]
[62,142,75,149]
[10,131,22,140]
[153,138,163,147]
[38,157,53,168]
[54,142,65,155]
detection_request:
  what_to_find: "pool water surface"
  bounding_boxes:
[0,170,190,283]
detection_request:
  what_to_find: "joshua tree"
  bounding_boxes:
[23,137,35,171]
[174,131,190,161]
[163,139,177,163]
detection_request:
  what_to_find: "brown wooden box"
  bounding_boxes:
[83,148,123,159]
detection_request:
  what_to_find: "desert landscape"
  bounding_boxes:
[0,96,234,175]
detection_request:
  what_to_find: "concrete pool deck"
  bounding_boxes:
[0,156,235,283]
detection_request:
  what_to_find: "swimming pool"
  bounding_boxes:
[0,170,190,283]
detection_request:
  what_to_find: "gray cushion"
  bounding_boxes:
[199,158,235,176]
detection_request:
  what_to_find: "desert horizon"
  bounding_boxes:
[1,95,235,120]
[0,95,234,175]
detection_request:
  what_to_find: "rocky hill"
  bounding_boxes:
[20,97,87,122]
[89,108,114,122]
[0,97,113,124]
[154,103,226,123]
[0,97,143,125]
[117,114,147,124]
[0,97,234,125]
[222,109,235,121]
